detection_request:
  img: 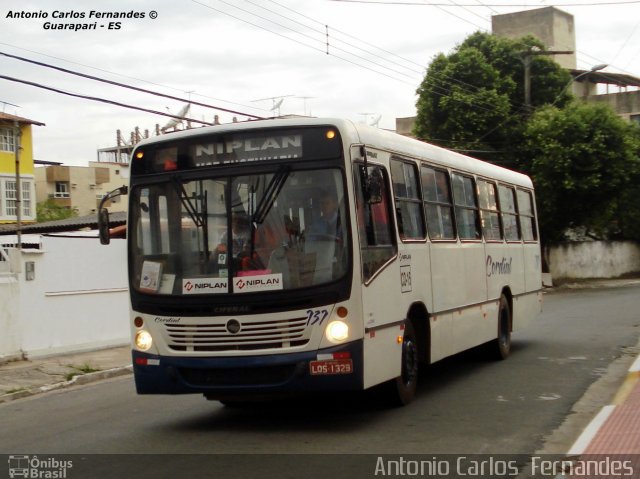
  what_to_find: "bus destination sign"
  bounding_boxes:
[191,134,303,166]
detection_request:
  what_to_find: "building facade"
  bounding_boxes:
[34,162,129,217]
[0,113,44,224]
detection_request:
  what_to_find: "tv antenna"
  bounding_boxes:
[1,100,21,112]
[296,96,317,116]
[370,115,382,128]
[252,95,294,117]
[359,112,373,124]
[161,103,191,132]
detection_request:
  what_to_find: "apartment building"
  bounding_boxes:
[0,113,44,224]
[34,161,129,217]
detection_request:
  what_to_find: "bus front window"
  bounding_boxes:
[130,168,349,295]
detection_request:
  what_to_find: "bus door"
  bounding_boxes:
[353,161,403,388]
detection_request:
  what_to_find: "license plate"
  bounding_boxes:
[309,359,353,375]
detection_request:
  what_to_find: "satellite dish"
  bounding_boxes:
[271,98,284,111]
[161,103,191,132]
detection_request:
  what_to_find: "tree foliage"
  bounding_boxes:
[522,103,640,243]
[414,32,572,168]
[36,199,77,223]
[414,30,640,244]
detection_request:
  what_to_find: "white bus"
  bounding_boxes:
[100,117,542,406]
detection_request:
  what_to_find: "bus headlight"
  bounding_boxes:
[135,330,153,351]
[326,320,349,343]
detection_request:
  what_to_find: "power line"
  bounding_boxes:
[0,41,270,115]
[194,0,506,112]
[191,0,417,85]
[329,0,640,6]
[0,75,216,126]
[0,51,265,119]
[256,0,505,105]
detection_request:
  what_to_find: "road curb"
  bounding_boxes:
[566,354,640,456]
[0,365,132,404]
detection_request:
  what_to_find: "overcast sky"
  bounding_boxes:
[1,0,639,166]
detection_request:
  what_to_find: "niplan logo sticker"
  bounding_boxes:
[233,273,283,293]
[182,278,228,295]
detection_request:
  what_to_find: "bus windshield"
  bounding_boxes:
[130,168,348,295]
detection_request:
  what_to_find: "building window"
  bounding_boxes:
[0,128,16,153]
[5,181,17,216]
[1,179,33,219]
[22,181,32,217]
[630,114,640,126]
[55,182,70,198]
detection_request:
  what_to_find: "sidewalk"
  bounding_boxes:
[567,355,640,455]
[0,345,132,403]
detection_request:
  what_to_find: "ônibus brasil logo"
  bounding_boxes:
[8,455,73,478]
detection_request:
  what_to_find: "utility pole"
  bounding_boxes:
[13,120,22,249]
[521,47,573,112]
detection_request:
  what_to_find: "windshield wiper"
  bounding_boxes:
[172,178,209,262]
[252,165,290,225]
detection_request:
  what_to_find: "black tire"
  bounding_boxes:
[386,321,419,406]
[489,294,511,360]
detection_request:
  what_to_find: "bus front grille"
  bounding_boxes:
[163,316,310,352]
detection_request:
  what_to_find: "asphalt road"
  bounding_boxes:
[1,285,639,477]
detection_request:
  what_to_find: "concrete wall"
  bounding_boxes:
[587,90,640,122]
[549,241,640,281]
[492,6,577,69]
[0,249,21,361]
[0,235,129,360]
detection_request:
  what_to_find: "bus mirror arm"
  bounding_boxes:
[97,185,128,245]
[359,146,383,205]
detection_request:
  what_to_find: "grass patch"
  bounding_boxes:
[4,387,29,395]
[65,363,101,381]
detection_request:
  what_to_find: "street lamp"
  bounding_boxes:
[552,63,608,105]
[521,47,574,112]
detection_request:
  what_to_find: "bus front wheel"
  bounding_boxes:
[386,321,419,406]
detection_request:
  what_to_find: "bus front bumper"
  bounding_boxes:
[131,340,363,398]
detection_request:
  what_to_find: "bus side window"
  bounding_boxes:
[390,159,425,240]
[517,189,538,241]
[354,164,397,282]
[451,173,481,240]
[498,185,521,241]
[421,166,455,240]
[478,180,502,241]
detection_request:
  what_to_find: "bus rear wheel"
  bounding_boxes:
[488,294,511,360]
[386,321,419,406]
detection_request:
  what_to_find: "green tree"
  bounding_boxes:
[36,199,77,223]
[414,32,572,168]
[415,30,640,245]
[522,102,640,243]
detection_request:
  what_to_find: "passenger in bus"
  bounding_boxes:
[304,190,345,283]
[219,212,251,255]
[306,190,342,241]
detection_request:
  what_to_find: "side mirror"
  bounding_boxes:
[366,167,384,204]
[98,208,110,245]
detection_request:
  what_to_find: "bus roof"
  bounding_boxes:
[134,117,533,189]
